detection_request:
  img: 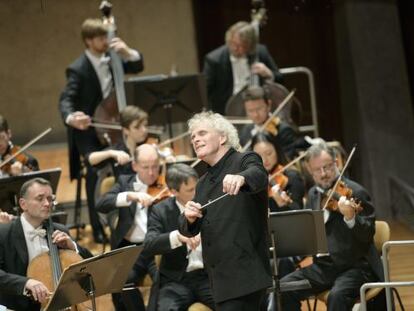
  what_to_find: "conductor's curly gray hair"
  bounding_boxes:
[188,111,241,151]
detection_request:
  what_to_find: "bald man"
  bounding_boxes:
[96,144,162,311]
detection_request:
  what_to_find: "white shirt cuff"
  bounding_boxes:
[116,192,131,207]
[343,216,356,228]
[169,230,183,249]
[125,49,140,62]
[65,113,74,125]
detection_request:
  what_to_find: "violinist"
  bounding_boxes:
[96,143,166,311]
[251,131,305,212]
[203,21,283,115]
[59,18,144,243]
[239,86,309,158]
[0,115,39,177]
[280,142,383,311]
[0,178,91,311]
[88,105,149,178]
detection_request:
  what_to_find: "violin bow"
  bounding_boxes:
[241,89,296,152]
[158,131,190,148]
[0,127,52,170]
[321,145,357,210]
[268,151,308,181]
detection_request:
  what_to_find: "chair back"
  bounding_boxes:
[100,176,115,194]
[374,220,391,254]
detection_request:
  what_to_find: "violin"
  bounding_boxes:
[147,174,171,204]
[0,144,31,175]
[268,164,292,205]
[316,180,363,213]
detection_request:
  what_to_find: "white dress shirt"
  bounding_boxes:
[169,199,204,272]
[230,55,250,95]
[21,215,49,262]
[116,175,149,244]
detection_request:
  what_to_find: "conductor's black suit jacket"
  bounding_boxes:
[0,218,92,311]
[59,53,143,179]
[179,148,272,303]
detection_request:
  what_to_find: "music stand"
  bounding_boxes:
[45,245,142,311]
[268,209,328,310]
[125,74,207,138]
[0,168,61,215]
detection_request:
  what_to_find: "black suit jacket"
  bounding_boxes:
[307,177,383,280]
[59,53,143,179]
[144,196,204,282]
[96,174,151,249]
[179,148,272,303]
[0,218,91,311]
[203,44,283,115]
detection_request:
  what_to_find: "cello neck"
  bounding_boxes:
[46,217,62,287]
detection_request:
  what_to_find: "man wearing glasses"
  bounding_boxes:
[0,178,91,311]
[280,142,383,311]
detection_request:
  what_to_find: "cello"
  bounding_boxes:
[26,214,110,310]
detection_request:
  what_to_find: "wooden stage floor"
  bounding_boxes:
[30,144,414,310]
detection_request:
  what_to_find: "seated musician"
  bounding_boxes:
[251,131,305,213]
[88,105,149,178]
[239,85,309,158]
[143,163,215,310]
[0,177,91,311]
[280,142,383,311]
[0,114,39,177]
[96,143,165,311]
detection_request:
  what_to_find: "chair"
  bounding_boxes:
[313,220,391,309]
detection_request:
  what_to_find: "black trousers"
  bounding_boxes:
[112,239,156,311]
[215,289,266,311]
[280,259,378,311]
[157,269,215,311]
[85,165,105,241]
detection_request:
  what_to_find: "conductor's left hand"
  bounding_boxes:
[222,174,245,195]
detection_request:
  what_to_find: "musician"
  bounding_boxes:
[0,178,91,311]
[88,105,149,178]
[0,114,39,177]
[239,85,309,158]
[143,163,215,311]
[96,143,163,311]
[280,142,383,311]
[251,131,305,212]
[179,111,271,310]
[59,18,144,243]
[203,21,283,115]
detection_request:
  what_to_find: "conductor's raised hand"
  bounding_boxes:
[222,174,245,195]
[184,201,202,224]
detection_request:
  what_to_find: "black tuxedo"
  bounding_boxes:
[59,52,143,242]
[0,218,91,311]
[143,197,215,310]
[59,53,143,179]
[280,177,383,311]
[203,44,282,115]
[96,174,155,311]
[179,148,272,306]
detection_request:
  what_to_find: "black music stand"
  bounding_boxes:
[0,168,61,215]
[268,209,328,310]
[125,74,207,138]
[45,245,142,311]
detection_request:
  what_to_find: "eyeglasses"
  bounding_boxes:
[310,161,335,176]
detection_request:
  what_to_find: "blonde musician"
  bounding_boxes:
[239,85,309,158]
[0,178,91,310]
[96,143,167,311]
